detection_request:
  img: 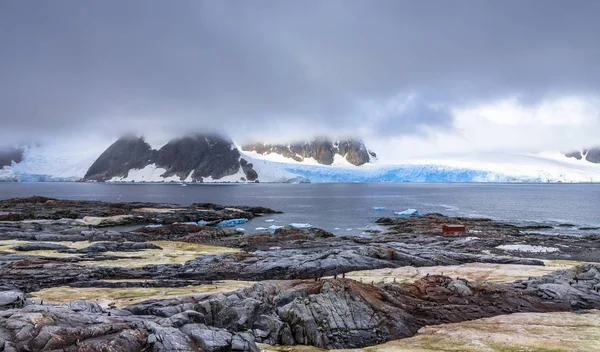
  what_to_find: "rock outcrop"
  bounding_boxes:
[565,147,600,163]
[84,134,259,182]
[1,265,600,351]
[241,138,374,166]
[2,197,600,351]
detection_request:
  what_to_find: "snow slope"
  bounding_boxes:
[247,151,600,183]
[0,141,105,182]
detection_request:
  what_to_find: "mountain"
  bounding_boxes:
[84,134,258,182]
[241,138,376,166]
[0,147,24,168]
[565,148,600,164]
[3,135,600,183]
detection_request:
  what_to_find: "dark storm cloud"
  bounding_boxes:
[0,0,599,143]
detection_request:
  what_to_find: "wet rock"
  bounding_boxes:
[13,242,70,251]
[0,290,25,310]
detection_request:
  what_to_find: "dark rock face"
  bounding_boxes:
[156,134,241,180]
[240,158,258,181]
[84,136,156,181]
[241,137,373,166]
[565,147,600,163]
[84,134,258,182]
[0,147,24,168]
[586,148,600,163]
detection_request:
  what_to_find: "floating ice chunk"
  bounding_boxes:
[289,223,313,229]
[255,227,268,231]
[265,219,275,223]
[269,246,281,250]
[346,228,353,231]
[372,206,387,211]
[236,228,246,232]
[268,225,283,230]
[145,224,163,228]
[177,221,199,225]
[394,209,421,216]
[496,244,559,253]
[197,220,210,226]
[214,218,249,228]
[333,227,341,230]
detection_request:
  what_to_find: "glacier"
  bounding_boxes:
[2,139,600,183]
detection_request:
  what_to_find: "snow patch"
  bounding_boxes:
[496,244,559,253]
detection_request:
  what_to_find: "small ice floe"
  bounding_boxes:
[468,230,482,234]
[289,223,313,229]
[496,244,560,253]
[235,228,246,232]
[197,220,210,226]
[346,228,353,231]
[180,183,187,187]
[268,225,283,230]
[145,224,163,228]
[372,206,387,211]
[214,218,249,228]
[394,209,422,216]
[334,227,341,230]
[255,227,268,231]
[176,221,199,225]
[265,219,275,223]
[269,246,281,250]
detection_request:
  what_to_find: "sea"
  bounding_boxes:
[0,182,599,236]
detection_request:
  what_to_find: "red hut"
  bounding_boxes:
[442,224,466,233]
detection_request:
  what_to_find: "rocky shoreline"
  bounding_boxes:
[1,197,599,351]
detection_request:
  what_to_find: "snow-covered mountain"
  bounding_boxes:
[2,135,600,183]
[84,134,258,182]
[240,138,376,166]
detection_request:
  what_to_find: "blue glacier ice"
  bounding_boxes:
[372,206,387,210]
[14,173,81,182]
[283,164,543,183]
[214,218,249,227]
[394,209,422,216]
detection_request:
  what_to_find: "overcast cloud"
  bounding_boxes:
[1,0,599,157]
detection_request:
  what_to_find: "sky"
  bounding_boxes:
[1,0,599,160]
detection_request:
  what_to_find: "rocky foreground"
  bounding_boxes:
[0,197,599,351]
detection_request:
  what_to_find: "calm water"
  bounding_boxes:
[0,183,599,235]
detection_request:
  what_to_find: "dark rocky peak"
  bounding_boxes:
[84,136,155,181]
[565,147,600,163]
[84,133,258,182]
[0,147,24,167]
[241,137,374,166]
[156,134,241,181]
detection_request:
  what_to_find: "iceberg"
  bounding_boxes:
[235,228,246,232]
[394,209,421,216]
[197,220,210,226]
[214,218,249,228]
[289,223,313,229]
[268,225,283,230]
[372,206,387,211]
[255,227,268,231]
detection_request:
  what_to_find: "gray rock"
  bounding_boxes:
[0,291,25,310]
